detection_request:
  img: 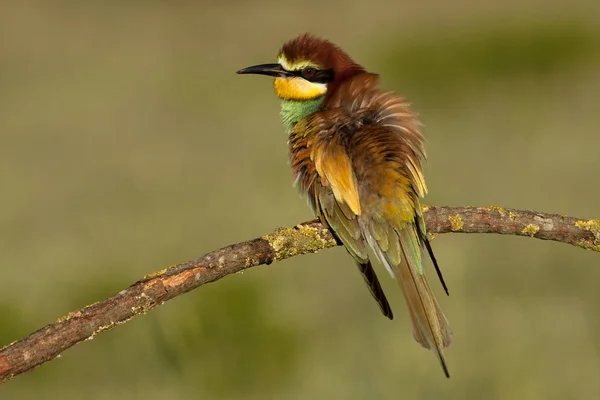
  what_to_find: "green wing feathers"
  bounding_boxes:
[316,187,393,319]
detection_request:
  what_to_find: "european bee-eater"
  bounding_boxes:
[237,34,452,377]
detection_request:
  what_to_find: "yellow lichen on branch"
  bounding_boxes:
[448,214,464,231]
[575,219,600,251]
[521,224,540,237]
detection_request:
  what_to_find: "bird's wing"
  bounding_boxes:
[316,186,393,320]
[326,75,452,376]
[360,113,452,376]
[289,118,393,319]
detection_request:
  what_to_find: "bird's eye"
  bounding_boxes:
[301,67,316,78]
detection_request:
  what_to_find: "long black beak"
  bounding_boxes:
[236,63,290,77]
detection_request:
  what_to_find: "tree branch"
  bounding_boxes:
[1,205,598,384]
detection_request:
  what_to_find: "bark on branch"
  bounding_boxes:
[1,205,599,384]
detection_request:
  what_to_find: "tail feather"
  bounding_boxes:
[361,218,452,377]
[395,236,453,377]
[424,238,449,296]
[356,260,394,320]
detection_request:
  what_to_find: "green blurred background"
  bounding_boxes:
[1,1,600,398]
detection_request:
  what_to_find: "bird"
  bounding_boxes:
[237,33,453,377]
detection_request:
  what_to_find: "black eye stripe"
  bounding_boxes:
[291,68,334,83]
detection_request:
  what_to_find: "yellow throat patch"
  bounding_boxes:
[274,77,327,100]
